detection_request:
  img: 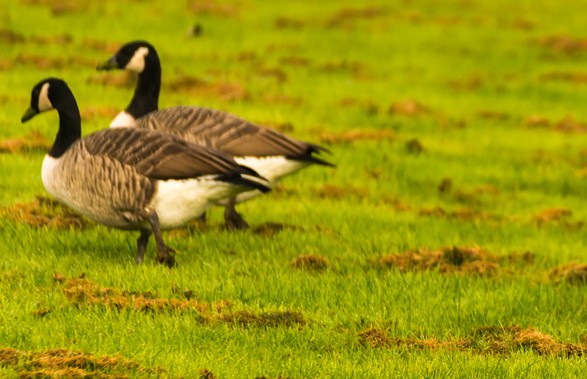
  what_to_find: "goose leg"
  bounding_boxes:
[224,196,249,230]
[136,229,151,264]
[146,211,176,268]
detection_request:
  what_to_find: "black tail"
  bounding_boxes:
[219,165,271,193]
[287,144,335,167]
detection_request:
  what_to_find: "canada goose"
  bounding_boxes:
[96,40,333,230]
[21,77,271,266]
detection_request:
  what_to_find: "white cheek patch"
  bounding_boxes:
[125,46,149,73]
[38,82,53,112]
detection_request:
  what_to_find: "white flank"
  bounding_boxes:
[38,82,53,112]
[152,176,243,229]
[234,156,308,184]
[110,111,137,128]
[41,154,78,212]
[41,155,60,197]
[125,46,149,73]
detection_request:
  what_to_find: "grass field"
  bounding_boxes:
[1,0,587,377]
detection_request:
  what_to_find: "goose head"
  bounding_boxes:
[21,78,81,157]
[21,77,74,122]
[97,40,159,74]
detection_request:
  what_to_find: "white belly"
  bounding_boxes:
[152,177,243,229]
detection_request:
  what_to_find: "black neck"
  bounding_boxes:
[125,59,161,119]
[49,99,81,158]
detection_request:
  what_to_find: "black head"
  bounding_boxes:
[96,40,158,74]
[21,77,70,123]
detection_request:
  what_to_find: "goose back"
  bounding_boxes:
[136,106,328,160]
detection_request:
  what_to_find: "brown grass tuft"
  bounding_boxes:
[314,184,369,200]
[524,115,551,128]
[252,222,304,237]
[290,254,331,271]
[0,347,164,377]
[56,275,307,329]
[318,129,393,144]
[373,246,500,276]
[165,75,249,102]
[87,71,137,88]
[477,110,511,121]
[534,208,572,224]
[80,106,120,122]
[536,34,587,55]
[200,368,217,379]
[418,207,492,222]
[405,139,424,154]
[549,263,587,285]
[0,28,25,44]
[275,17,305,29]
[540,71,587,84]
[357,328,392,348]
[0,130,51,154]
[262,94,302,106]
[187,0,241,17]
[59,277,215,313]
[217,310,307,328]
[0,196,92,230]
[472,325,585,356]
[327,6,388,28]
[388,99,431,117]
[279,55,311,67]
[358,325,586,356]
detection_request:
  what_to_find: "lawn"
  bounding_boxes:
[1,0,587,377]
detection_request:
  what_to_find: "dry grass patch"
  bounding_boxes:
[0,196,91,230]
[372,246,501,276]
[80,106,120,122]
[314,184,369,201]
[0,130,51,154]
[290,254,331,271]
[87,71,137,89]
[549,263,587,285]
[213,310,306,328]
[536,34,587,55]
[275,17,305,29]
[318,128,393,144]
[540,71,587,84]
[358,325,586,357]
[56,274,216,313]
[165,75,249,102]
[0,347,163,378]
[534,207,572,225]
[252,222,304,237]
[14,53,95,69]
[477,110,511,121]
[187,0,241,17]
[388,99,432,117]
[418,207,493,222]
[327,6,388,28]
[471,325,585,356]
[55,274,307,328]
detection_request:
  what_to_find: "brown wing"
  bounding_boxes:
[82,128,242,180]
[136,106,332,164]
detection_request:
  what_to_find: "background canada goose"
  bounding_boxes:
[96,40,334,230]
[21,77,271,266]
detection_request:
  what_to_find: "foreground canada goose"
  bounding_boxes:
[21,78,271,266]
[96,40,333,230]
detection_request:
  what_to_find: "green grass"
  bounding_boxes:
[1,0,587,377]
